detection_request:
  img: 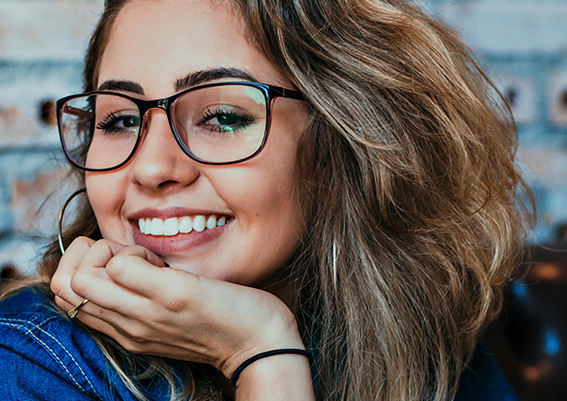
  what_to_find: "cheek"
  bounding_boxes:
[219,133,301,223]
[224,151,304,263]
[85,173,127,240]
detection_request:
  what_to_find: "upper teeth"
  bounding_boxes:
[138,215,227,236]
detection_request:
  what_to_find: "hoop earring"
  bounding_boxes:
[58,188,86,255]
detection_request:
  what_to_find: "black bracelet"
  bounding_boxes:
[230,348,313,387]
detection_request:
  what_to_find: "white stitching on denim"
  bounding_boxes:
[0,318,102,399]
[36,325,101,398]
[0,320,86,392]
[0,317,51,325]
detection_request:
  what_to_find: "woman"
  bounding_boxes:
[0,0,528,400]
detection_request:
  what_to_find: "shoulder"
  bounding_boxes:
[455,342,519,401]
[0,287,135,401]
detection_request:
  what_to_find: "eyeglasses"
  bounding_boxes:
[57,82,305,171]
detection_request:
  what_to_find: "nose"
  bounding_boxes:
[128,108,200,191]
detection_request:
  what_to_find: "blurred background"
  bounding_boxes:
[1,0,567,271]
[0,0,566,399]
[0,0,103,275]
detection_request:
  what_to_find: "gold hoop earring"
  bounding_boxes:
[58,188,86,255]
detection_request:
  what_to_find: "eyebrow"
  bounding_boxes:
[97,80,144,94]
[96,67,258,95]
[174,68,258,92]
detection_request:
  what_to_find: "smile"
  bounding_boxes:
[138,215,229,236]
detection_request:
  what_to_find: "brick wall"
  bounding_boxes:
[431,0,567,241]
[0,0,103,274]
[1,0,566,274]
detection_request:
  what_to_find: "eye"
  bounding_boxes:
[198,108,254,133]
[96,112,141,135]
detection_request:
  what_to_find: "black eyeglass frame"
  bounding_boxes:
[56,81,305,171]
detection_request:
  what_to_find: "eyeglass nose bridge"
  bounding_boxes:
[157,98,168,110]
[137,97,170,116]
[137,97,172,132]
[134,96,201,167]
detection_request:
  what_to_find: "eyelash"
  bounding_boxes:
[199,108,253,132]
[96,112,138,134]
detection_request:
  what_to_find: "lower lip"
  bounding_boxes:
[131,220,231,256]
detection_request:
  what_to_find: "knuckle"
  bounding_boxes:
[89,238,112,254]
[162,294,190,314]
[54,295,67,310]
[162,283,193,313]
[124,325,150,343]
[50,275,63,295]
[120,339,145,354]
[105,255,128,278]
[70,236,94,252]
[128,244,147,255]
[69,270,91,295]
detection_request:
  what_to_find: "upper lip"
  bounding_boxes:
[128,207,232,221]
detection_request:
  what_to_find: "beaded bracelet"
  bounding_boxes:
[230,348,313,387]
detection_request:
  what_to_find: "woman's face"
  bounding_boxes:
[86,0,309,290]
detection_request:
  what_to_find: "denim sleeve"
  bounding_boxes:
[0,288,199,401]
[0,344,99,401]
[0,287,170,401]
[0,288,120,400]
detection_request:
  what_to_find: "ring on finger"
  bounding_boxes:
[67,299,89,319]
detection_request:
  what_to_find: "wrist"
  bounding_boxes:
[233,351,315,400]
[219,310,305,379]
[230,349,312,387]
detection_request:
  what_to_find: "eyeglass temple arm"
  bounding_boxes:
[63,105,94,119]
[270,86,305,101]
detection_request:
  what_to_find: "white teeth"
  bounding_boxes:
[138,215,228,236]
[143,220,152,234]
[192,215,206,232]
[206,215,217,229]
[163,218,179,236]
[150,218,164,235]
[179,216,193,233]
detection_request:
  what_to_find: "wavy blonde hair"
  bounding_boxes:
[3,0,531,400]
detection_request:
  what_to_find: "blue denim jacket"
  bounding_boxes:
[0,287,519,400]
[0,287,179,400]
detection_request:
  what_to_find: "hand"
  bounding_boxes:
[50,237,306,378]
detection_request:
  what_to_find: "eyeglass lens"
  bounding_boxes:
[59,84,269,169]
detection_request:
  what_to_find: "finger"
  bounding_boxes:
[71,243,164,299]
[67,243,167,319]
[59,286,153,338]
[64,295,136,328]
[77,239,128,270]
[54,294,77,315]
[70,257,150,317]
[75,310,210,363]
[51,236,95,301]
[68,300,176,349]
[120,245,167,268]
[69,239,128,299]
[104,246,182,300]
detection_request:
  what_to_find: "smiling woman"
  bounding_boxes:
[0,0,530,400]
[77,0,309,287]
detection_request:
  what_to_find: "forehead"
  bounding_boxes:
[98,0,288,94]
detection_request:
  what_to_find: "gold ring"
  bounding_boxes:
[67,299,89,319]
